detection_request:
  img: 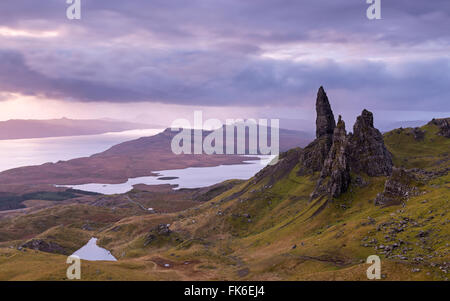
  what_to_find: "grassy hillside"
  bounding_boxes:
[384,123,450,170]
[0,122,448,280]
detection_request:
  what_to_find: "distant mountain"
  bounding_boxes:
[0,118,160,140]
[0,126,313,186]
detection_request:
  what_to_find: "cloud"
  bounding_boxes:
[0,0,448,112]
[0,50,146,102]
[1,48,448,112]
[2,0,449,45]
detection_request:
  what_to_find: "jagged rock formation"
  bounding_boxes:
[305,89,393,200]
[347,109,393,176]
[260,86,394,200]
[315,86,336,138]
[374,168,420,206]
[428,118,450,138]
[311,116,351,198]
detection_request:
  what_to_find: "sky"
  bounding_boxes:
[0,0,449,131]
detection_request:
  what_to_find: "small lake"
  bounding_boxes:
[61,156,274,195]
[0,128,163,172]
[71,237,117,261]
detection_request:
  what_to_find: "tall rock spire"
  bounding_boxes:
[315,86,336,138]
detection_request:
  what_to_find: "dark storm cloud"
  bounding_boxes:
[0,50,146,101]
[2,0,448,45]
[0,0,449,111]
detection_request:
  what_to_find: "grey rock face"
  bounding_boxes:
[323,116,351,197]
[311,116,351,198]
[298,135,333,175]
[347,109,393,176]
[315,86,336,138]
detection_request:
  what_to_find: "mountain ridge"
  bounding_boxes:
[0,117,160,140]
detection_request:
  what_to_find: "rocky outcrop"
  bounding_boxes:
[21,239,67,255]
[311,116,351,198]
[303,88,393,200]
[374,168,420,206]
[347,109,393,176]
[428,118,450,138]
[144,223,173,246]
[315,86,336,138]
[298,87,335,174]
[288,87,394,200]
